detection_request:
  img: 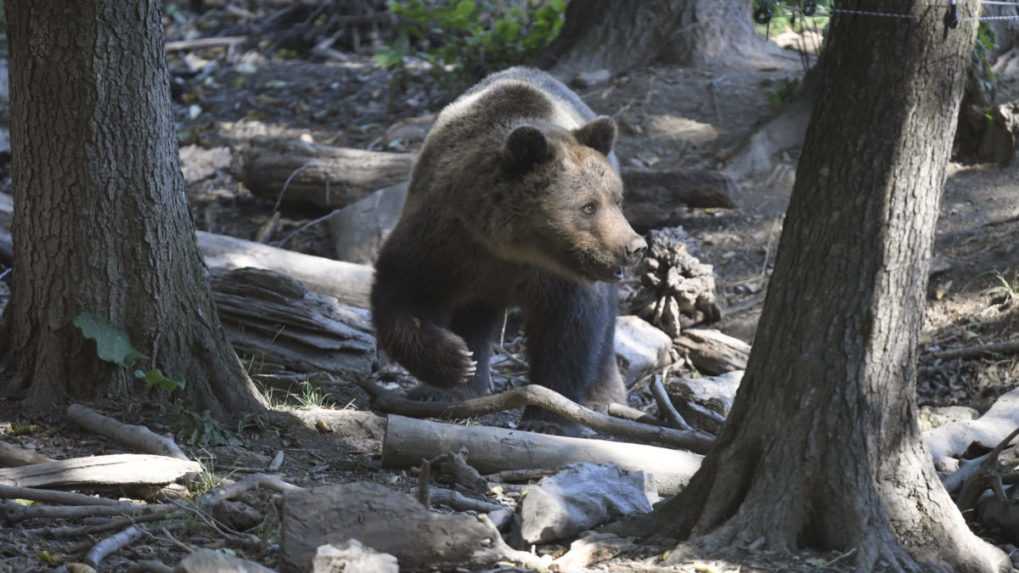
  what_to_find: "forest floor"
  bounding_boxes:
[1,3,1019,573]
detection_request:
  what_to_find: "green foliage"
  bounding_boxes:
[377,0,565,85]
[766,77,801,110]
[73,312,186,392]
[753,0,831,36]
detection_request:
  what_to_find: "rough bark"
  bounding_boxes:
[653,2,1009,571]
[3,2,265,414]
[541,0,771,77]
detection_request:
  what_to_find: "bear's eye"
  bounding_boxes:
[581,202,598,216]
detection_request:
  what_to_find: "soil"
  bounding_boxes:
[1,2,1018,572]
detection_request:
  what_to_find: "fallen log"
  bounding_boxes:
[67,405,189,461]
[236,139,736,221]
[382,415,703,495]
[676,328,750,375]
[0,454,201,489]
[356,378,713,453]
[0,441,53,467]
[238,138,415,210]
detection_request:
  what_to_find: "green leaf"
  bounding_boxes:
[134,368,186,392]
[73,312,145,368]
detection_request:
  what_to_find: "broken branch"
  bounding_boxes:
[67,404,189,460]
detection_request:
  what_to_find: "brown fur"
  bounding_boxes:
[371,67,645,426]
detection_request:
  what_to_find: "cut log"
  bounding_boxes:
[281,481,551,573]
[0,441,53,467]
[675,328,750,375]
[238,138,414,210]
[0,454,201,489]
[211,267,375,376]
[66,405,189,461]
[237,140,735,222]
[382,415,702,495]
[197,230,373,308]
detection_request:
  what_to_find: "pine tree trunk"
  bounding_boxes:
[4,2,265,416]
[541,0,768,76]
[654,2,1008,571]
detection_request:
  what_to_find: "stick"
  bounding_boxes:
[2,502,175,524]
[929,340,1019,361]
[67,405,189,460]
[357,378,713,453]
[164,36,246,52]
[0,485,129,506]
[0,441,53,467]
[199,473,303,510]
[650,372,696,432]
[85,525,146,568]
[383,415,703,495]
[607,403,664,426]
[32,510,182,539]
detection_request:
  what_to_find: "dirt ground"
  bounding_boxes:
[1,4,1019,572]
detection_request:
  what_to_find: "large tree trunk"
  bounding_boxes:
[654,2,1008,571]
[541,0,769,77]
[4,2,265,415]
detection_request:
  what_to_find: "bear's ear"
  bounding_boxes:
[504,125,549,171]
[573,116,617,156]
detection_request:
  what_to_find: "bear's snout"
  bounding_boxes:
[624,237,647,265]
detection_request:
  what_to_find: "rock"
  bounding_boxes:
[179,145,232,184]
[614,316,674,386]
[212,499,264,531]
[518,463,658,544]
[281,482,511,572]
[667,371,743,434]
[312,540,399,573]
[177,548,276,573]
[919,405,979,433]
[328,182,408,264]
[573,69,612,88]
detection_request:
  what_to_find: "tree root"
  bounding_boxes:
[67,404,189,461]
[355,377,714,453]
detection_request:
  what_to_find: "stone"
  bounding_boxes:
[328,182,408,264]
[667,371,743,434]
[518,463,658,544]
[312,540,399,573]
[614,316,674,386]
[212,499,264,531]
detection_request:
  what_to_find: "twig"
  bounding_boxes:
[484,469,554,483]
[85,525,146,568]
[164,36,246,52]
[0,440,53,467]
[198,473,303,510]
[32,510,182,539]
[355,378,714,453]
[0,484,128,506]
[650,370,695,432]
[607,403,663,426]
[267,451,285,473]
[929,340,1019,361]
[67,404,189,460]
[2,502,175,524]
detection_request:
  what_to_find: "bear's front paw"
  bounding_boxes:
[419,329,477,388]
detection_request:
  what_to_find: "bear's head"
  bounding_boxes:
[486,116,646,283]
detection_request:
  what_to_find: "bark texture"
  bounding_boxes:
[655,2,1008,571]
[542,0,767,76]
[5,2,265,415]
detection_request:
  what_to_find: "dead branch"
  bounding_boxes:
[929,339,1019,361]
[31,510,182,539]
[383,415,703,495]
[650,370,696,432]
[67,405,189,460]
[0,440,53,467]
[0,484,133,507]
[429,487,504,514]
[484,468,555,483]
[198,473,303,510]
[356,378,713,453]
[0,454,201,489]
[164,36,246,52]
[607,403,663,426]
[85,525,146,568]
[2,502,175,524]
[957,426,1019,512]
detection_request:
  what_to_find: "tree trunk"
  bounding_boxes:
[541,0,769,77]
[654,2,1008,571]
[4,2,265,416]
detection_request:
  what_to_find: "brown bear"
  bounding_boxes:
[371,67,646,432]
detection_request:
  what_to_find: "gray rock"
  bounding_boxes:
[667,370,743,434]
[328,182,408,264]
[518,463,658,544]
[574,69,612,88]
[177,549,276,573]
[614,316,674,386]
[312,540,399,573]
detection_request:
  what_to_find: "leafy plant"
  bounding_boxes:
[377,0,566,86]
[73,312,186,392]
